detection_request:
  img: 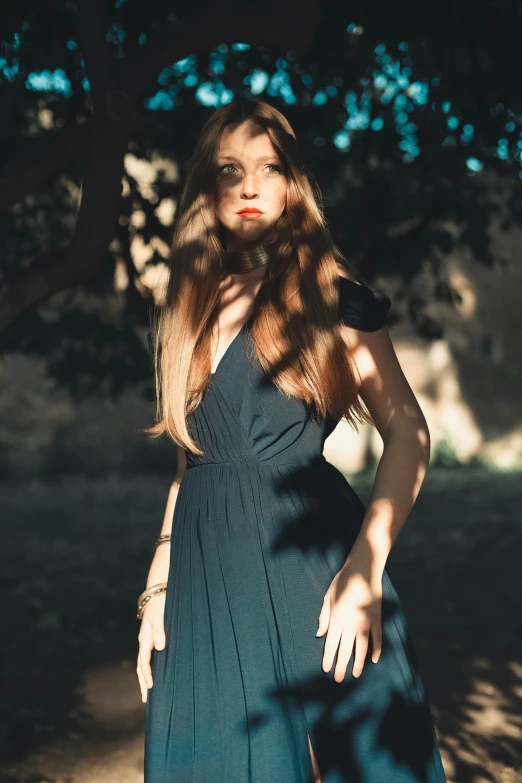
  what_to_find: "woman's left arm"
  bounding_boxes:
[318,324,431,682]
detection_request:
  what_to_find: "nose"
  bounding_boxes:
[240,172,259,200]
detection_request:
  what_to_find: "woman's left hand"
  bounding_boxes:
[317,551,383,681]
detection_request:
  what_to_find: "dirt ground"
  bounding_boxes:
[0,467,521,783]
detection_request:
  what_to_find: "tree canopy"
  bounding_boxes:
[1,0,521,395]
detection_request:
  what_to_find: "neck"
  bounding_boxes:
[223,225,277,275]
[224,243,271,274]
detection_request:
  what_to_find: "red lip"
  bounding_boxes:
[237,208,263,215]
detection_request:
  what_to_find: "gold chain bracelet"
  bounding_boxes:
[137,582,168,620]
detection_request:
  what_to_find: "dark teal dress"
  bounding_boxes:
[144,276,447,783]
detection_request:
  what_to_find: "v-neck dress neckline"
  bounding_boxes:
[210,312,254,376]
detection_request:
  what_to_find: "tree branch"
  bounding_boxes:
[0,122,90,214]
[78,0,114,104]
[0,115,131,335]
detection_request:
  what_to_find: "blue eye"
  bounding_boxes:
[219,164,236,174]
[218,162,282,175]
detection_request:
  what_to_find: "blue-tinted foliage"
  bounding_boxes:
[466,157,483,172]
[26,69,72,97]
[333,129,351,151]
[3,20,522,176]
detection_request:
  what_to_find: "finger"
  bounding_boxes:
[138,631,153,664]
[370,622,383,663]
[138,642,154,688]
[321,622,342,673]
[136,662,148,703]
[154,628,166,651]
[334,628,356,683]
[316,594,331,637]
[352,629,370,678]
[139,655,153,689]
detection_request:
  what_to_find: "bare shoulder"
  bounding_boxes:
[335,261,392,382]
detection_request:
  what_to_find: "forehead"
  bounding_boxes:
[218,119,279,160]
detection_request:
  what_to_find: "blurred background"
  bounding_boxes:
[1,1,521,781]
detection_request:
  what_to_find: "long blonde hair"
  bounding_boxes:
[146,98,375,455]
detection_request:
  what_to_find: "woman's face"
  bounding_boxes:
[215,118,287,250]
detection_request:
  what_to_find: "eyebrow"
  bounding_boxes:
[217,154,280,163]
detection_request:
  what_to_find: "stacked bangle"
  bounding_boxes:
[136,534,172,620]
[137,582,168,620]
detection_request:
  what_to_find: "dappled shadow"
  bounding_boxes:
[257,456,444,782]
[2,471,521,781]
[270,676,439,783]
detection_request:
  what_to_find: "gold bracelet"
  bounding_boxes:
[154,534,171,552]
[137,589,167,620]
[137,581,168,606]
[137,582,168,620]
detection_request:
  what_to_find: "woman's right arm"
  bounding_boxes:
[145,445,187,587]
[136,445,187,703]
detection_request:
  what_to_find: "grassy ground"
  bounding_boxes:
[0,468,521,783]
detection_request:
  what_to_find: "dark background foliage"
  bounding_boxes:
[1,0,522,397]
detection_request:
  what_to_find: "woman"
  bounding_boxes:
[138,97,447,783]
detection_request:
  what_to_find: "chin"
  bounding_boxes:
[233,221,271,241]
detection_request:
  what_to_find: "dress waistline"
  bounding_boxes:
[185,455,327,470]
